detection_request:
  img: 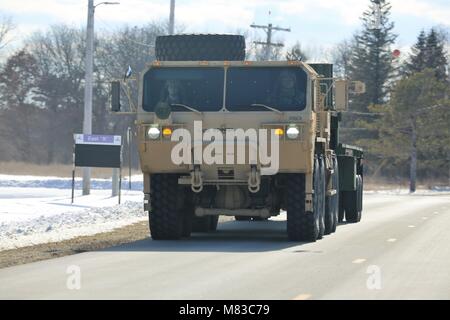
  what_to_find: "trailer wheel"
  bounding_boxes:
[344,175,362,223]
[149,174,187,240]
[338,192,345,223]
[331,157,339,232]
[156,34,246,61]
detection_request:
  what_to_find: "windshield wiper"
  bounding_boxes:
[170,103,202,114]
[250,103,283,114]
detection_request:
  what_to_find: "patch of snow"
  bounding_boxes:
[0,174,146,251]
[0,201,147,251]
[364,188,450,195]
[0,174,143,190]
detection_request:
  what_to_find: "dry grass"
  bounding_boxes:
[0,162,141,179]
[0,221,150,269]
[364,176,449,191]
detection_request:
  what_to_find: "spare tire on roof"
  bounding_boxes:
[155,34,246,61]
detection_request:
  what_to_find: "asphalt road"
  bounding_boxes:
[1,193,449,300]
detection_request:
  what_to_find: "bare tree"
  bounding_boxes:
[0,15,15,51]
[332,39,355,77]
[286,42,308,61]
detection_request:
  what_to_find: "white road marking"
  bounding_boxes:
[352,259,366,264]
[408,225,416,228]
[387,238,397,242]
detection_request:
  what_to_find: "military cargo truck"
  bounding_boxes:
[111,34,364,242]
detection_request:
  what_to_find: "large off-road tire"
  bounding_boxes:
[318,157,326,239]
[325,156,339,234]
[338,192,345,223]
[286,157,324,242]
[344,175,363,223]
[155,34,246,61]
[149,174,189,240]
[331,157,339,233]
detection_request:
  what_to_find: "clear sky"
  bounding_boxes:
[1,0,449,58]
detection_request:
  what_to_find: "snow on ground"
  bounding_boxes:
[0,175,146,251]
[364,187,450,195]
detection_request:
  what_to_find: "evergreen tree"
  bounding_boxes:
[404,30,427,74]
[348,0,397,112]
[424,29,448,81]
[405,28,448,81]
[372,70,450,191]
[341,0,397,175]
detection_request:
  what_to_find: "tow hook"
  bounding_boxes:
[248,165,261,193]
[191,165,203,193]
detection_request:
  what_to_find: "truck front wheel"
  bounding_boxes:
[149,174,190,240]
[286,156,324,242]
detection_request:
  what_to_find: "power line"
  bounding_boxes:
[250,16,290,60]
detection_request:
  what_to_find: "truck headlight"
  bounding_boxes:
[147,127,161,140]
[286,126,300,139]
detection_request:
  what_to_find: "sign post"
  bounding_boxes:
[127,127,132,190]
[72,134,123,204]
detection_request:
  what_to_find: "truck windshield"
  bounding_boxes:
[143,67,224,112]
[226,67,308,111]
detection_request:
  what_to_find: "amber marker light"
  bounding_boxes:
[274,128,284,136]
[162,127,173,137]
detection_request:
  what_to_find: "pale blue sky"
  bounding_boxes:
[1,0,449,58]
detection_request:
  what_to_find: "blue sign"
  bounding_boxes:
[74,134,122,146]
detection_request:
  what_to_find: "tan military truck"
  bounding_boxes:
[111,34,364,242]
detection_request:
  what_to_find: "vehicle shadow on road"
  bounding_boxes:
[103,220,307,253]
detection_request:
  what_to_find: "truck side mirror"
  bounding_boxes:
[111,81,121,112]
[335,79,349,111]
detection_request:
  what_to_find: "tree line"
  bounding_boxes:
[0,0,449,190]
[335,0,449,191]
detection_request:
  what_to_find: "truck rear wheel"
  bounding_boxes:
[286,157,324,242]
[318,157,326,239]
[149,174,189,240]
[325,156,339,234]
[155,34,246,61]
[344,175,363,223]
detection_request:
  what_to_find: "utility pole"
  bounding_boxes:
[82,0,119,195]
[82,0,95,196]
[250,22,290,60]
[169,0,175,35]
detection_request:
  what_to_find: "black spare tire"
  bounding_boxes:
[155,34,246,61]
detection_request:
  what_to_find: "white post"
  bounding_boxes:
[169,0,175,35]
[112,168,119,197]
[82,0,95,195]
